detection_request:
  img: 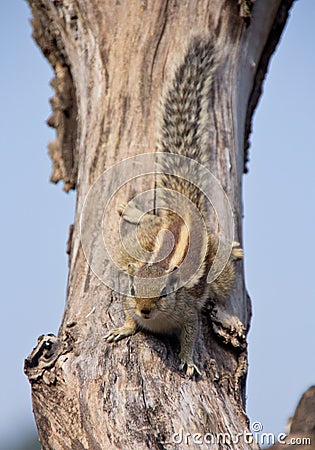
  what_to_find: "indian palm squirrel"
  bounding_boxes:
[105,37,243,377]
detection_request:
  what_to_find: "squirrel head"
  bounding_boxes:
[125,262,180,320]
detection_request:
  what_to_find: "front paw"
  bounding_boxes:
[117,202,128,216]
[179,360,201,377]
[232,241,243,260]
[104,326,134,343]
[117,201,143,224]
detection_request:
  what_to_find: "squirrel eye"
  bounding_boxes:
[130,285,135,296]
[160,286,167,297]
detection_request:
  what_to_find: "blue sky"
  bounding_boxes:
[0,1,314,448]
[244,0,315,437]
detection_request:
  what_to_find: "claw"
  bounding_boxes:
[179,361,201,377]
[232,241,243,260]
[117,202,127,216]
[104,326,134,343]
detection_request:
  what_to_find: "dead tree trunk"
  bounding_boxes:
[25,1,293,449]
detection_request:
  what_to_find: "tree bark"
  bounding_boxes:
[25,1,293,449]
[267,386,315,450]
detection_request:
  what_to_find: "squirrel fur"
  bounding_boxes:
[104,37,243,377]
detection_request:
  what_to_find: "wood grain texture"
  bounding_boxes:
[25,1,293,448]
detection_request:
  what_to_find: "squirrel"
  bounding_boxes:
[104,37,243,377]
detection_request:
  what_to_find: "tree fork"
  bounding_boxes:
[25,1,294,449]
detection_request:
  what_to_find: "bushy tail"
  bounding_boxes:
[156,37,217,215]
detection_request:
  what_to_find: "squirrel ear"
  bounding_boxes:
[127,263,136,275]
[165,265,180,291]
[165,265,178,274]
[160,286,167,297]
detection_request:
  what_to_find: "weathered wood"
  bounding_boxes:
[267,386,315,450]
[25,1,293,449]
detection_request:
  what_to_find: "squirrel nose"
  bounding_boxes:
[141,309,151,317]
